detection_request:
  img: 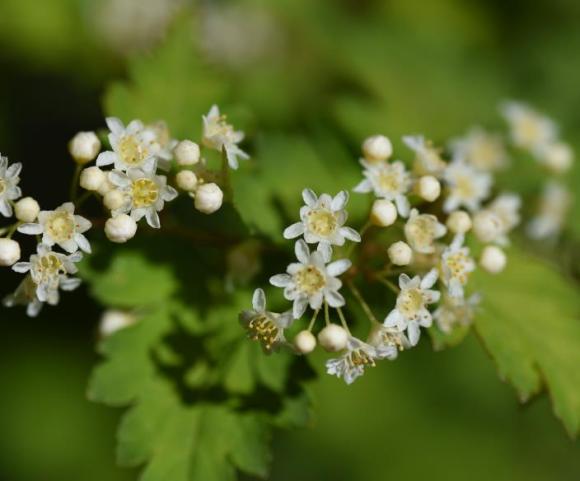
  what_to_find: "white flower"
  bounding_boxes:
[367,324,409,360]
[269,240,351,319]
[434,293,480,333]
[384,269,440,346]
[500,101,557,151]
[202,105,249,170]
[440,234,475,299]
[527,181,571,240]
[326,336,380,384]
[239,288,293,353]
[404,208,447,254]
[402,135,447,176]
[12,243,82,308]
[96,117,159,173]
[473,193,521,245]
[283,189,360,249]
[3,275,43,317]
[354,160,411,217]
[109,168,178,228]
[450,127,508,171]
[18,202,92,254]
[536,141,573,174]
[0,155,22,217]
[145,121,178,169]
[100,310,136,337]
[442,160,492,213]
[488,193,521,234]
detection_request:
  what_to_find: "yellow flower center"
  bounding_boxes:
[470,139,501,169]
[295,266,325,295]
[45,211,76,242]
[33,253,65,283]
[517,117,542,145]
[377,171,402,192]
[247,314,279,352]
[132,178,159,208]
[349,349,376,368]
[119,135,149,167]
[0,179,6,195]
[398,288,425,318]
[406,216,436,250]
[445,252,470,284]
[306,209,337,237]
[454,175,476,200]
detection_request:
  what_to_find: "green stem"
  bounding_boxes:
[346,280,380,325]
[69,164,82,202]
[378,276,400,294]
[308,309,319,331]
[336,307,351,334]
[324,301,330,326]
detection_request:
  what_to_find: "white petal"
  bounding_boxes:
[96,151,117,167]
[309,291,324,309]
[353,179,372,193]
[270,274,291,287]
[327,259,352,277]
[106,117,125,135]
[384,309,402,329]
[398,273,412,289]
[395,195,410,218]
[17,223,43,235]
[420,268,439,289]
[317,242,332,263]
[252,288,266,311]
[0,200,13,217]
[295,239,310,264]
[331,191,348,211]
[341,226,361,242]
[145,210,161,229]
[325,290,345,307]
[109,170,130,188]
[407,321,421,346]
[12,262,31,273]
[302,188,318,207]
[74,234,92,254]
[293,297,308,319]
[283,222,305,239]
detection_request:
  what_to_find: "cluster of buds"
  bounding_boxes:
[501,101,574,240]
[240,102,571,383]
[1,105,247,316]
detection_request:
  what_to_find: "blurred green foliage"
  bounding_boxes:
[0,0,580,480]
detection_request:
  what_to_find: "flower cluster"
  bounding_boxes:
[241,114,543,383]
[1,105,247,316]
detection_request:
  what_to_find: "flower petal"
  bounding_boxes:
[270,274,291,287]
[331,191,348,211]
[295,239,310,264]
[17,223,43,235]
[283,222,304,239]
[252,288,266,311]
[327,259,351,277]
[302,188,318,207]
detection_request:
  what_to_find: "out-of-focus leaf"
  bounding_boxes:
[473,248,580,435]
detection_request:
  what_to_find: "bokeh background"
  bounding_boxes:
[0,0,579,480]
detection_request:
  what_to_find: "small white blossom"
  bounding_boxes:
[103,190,127,211]
[317,324,349,352]
[100,310,136,337]
[293,330,317,354]
[18,202,92,254]
[527,181,571,240]
[501,101,557,151]
[354,160,411,217]
[488,193,521,234]
[416,175,441,202]
[404,208,447,254]
[0,238,21,266]
[80,166,107,191]
[403,135,447,176]
[536,141,573,174]
[367,324,408,360]
[443,160,492,213]
[174,140,201,166]
[3,275,43,317]
[440,234,475,299]
[283,189,360,249]
[384,269,440,346]
[326,336,380,384]
[145,121,178,169]
[370,199,397,227]
[472,209,503,244]
[270,240,351,319]
[387,241,413,266]
[109,168,178,228]
[193,182,223,214]
[446,210,472,234]
[175,170,198,192]
[451,127,508,171]
[11,244,82,310]
[434,293,480,333]
[362,135,392,162]
[480,245,507,274]
[473,193,521,245]
[239,288,293,353]
[69,131,101,165]
[96,117,159,173]
[202,105,249,170]
[0,155,22,217]
[105,214,137,243]
[14,197,40,223]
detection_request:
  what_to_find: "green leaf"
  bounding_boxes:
[473,248,580,435]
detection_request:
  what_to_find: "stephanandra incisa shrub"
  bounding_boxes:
[0,101,574,383]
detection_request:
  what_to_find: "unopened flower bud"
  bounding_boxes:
[69,131,101,165]
[370,199,397,227]
[473,210,502,243]
[99,309,136,337]
[105,214,137,243]
[80,166,106,191]
[417,175,441,202]
[362,135,392,162]
[388,241,413,266]
[294,330,317,354]
[176,170,198,192]
[318,324,349,352]
[103,190,126,211]
[97,175,116,196]
[14,197,40,223]
[174,140,200,166]
[542,142,573,174]
[0,238,21,266]
[480,245,507,274]
[194,183,223,214]
[447,210,472,234]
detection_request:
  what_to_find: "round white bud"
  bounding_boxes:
[69,131,101,165]
[362,135,392,162]
[174,140,200,166]
[0,238,21,266]
[480,245,507,274]
[318,324,349,352]
[446,210,472,234]
[473,210,502,243]
[14,197,40,223]
[103,190,126,211]
[417,175,441,202]
[105,214,137,243]
[542,142,573,174]
[99,309,136,337]
[194,183,223,214]
[370,199,397,227]
[176,170,198,192]
[388,241,413,266]
[97,176,115,196]
[80,166,106,191]
[293,330,317,354]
